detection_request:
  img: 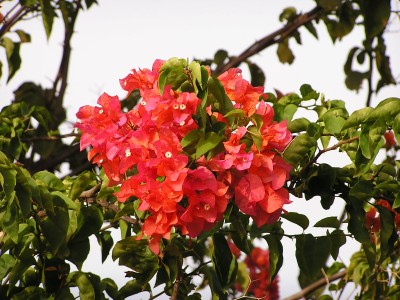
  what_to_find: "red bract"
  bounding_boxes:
[76,58,293,254]
[384,130,397,148]
[243,247,279,299]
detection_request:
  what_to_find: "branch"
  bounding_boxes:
[48,1,82,129]
[215,6,324,75]
[21,132,79,142]
[80,183,139,226]
[283,269,347,300]
[303,136,360,171]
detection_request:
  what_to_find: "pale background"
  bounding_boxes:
[1,0,400,298]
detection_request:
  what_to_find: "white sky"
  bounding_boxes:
[1,0,400,299]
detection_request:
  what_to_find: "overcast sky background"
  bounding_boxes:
[1,0,400,299]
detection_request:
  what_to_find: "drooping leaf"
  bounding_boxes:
[264,234,283,282]
[212,233,238,290]
[295,234,331,278]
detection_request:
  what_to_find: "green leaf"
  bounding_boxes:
[0,164,17,201]
[15,30,31,43]
[247,61,265,87]
[316,0,342,10]
[67,238,90,270]
[33,170,66,191]
[376,205,396,263]
[181,129,202,149]
[212,233,238,289]
[70,272,95,300]
[119,280,150,298]
[342,107,373,130]
[295,234,331,278]
[281,212,309,230]
[39,0,56,39]
[214,49,228,66]
[300,84,318,100]
[207,76,235,115]
[72,206,104,241]
[97,231,114,263]
[329,229,346,260]
[2,201,19,243]
[2,37,22,82]
[112,236,158,283]
[360,0,390,39]
[322,107,348,133]
[277,39,294,64]
[12,287,47,300]
[366,98,400,123]
[283,133,317,167]
[314,216,340,229]
[69,171,96,200]
[288,118,310,133]
[195,131,223,159]
[0,254,16,281]
[264,234,283,282]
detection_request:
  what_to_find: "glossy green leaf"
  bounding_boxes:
[207,76,234,115]
[281,212,309,230]
[181,129,202,148]
[195,131,223,159]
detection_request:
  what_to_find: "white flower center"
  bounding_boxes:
[179,104,186,110]
[125,149,131,157]
[140,100,146,106]
[165,151,172,158]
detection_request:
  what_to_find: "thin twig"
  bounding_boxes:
[304,136,360,170]
[283,269,347,300]
[366,51,374,107]
[215,6,324,75]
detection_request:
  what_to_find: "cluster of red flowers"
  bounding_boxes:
[76,59,292,254]
[230,243,279,299]
[365,199,400,242]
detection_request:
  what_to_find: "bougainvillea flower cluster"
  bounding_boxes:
[76,58,292,254]
[236,246,279,299]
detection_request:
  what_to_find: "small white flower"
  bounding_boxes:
[99,109,103,114]
[173,104,179,110]
[140,100,146,106]
[204,204,211,211]
[125,149,131,157]
[179,104,186,110]
[165,151,172,158]
[180,121,185,126]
